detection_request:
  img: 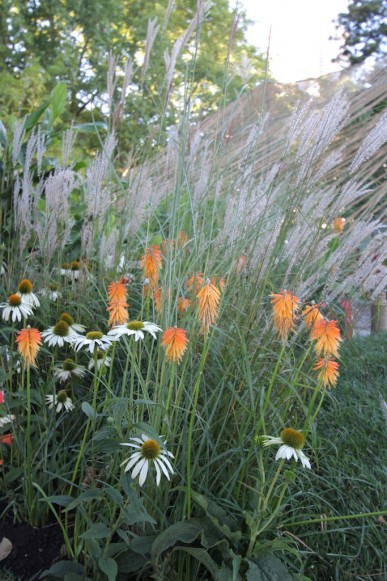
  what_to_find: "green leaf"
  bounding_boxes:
[173,546,221,579]
[40,560,84,578]
[38,495,73,507]
[116,550,148,574]
[121,478,156,525]
[98,557,118,581]
[64,488,103,511]
[74,122,108,133]
[80,523,111,539]
[50,83,67,122]
[151,521,202,563]
[113,398,129,426]
[104,487,123,505]
[81,401,95,420]
[37,198,46,212]
[246,551,295,581]
[25,101,49,131]
[130,535,156,555]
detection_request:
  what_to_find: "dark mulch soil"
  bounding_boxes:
[0,516,65,580]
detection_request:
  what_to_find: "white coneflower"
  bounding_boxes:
[42,320,77,348]
[263,428,311,469]
[45,390,74,413]
[72,331,111,354]
[53,358,87,383]
[88,349,111,371]
[40,283,62,302]
[121,433,174,486]
[1,294,33,323]
[59,312,86,334]
[17,279,40,309]
[108,320,161,342]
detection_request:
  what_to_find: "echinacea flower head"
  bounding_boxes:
[271,291,300,341]
[42,320,77,348]
[196,279,221,332]
[107,280,127,302]
[162,327,188,363]
[16,327,42,367]
[121,433,174,486]
[140,245,162,287]
[88,349,111,371]
[263,427,311,469]
[17,279,40,309]
[1,294,33,323]
[108,320,162,342]
[46,390,74,413]
[72,331,111,354]
[59,312,86,333]
[54,358,86,383]
[40,283,61,302]
[302,304,323,330]
[107,298,129,327]
[314,358,339,388]
[333,217,346,233]
[311,319,341,358]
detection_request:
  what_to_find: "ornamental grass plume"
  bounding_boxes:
[302,304,323,331]
[271,291,300,341]
[162,327,188,363]
[140,245,162,288]
[313,358,340,388]
[196,278,221,332]
[311,318,341,358]
[16,327,42,367]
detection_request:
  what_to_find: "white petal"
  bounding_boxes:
[155,457,172,480]
[131,457,146,480]
[298,450,311,469]
[138,459,149,486]
[154,460,161,485]
[124,452,142,472]
[159,453,174,473]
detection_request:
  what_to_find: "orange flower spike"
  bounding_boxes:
[177,230,188,247]
[178,297,191,313]
[333,217,346,233]
[311,319,341,358]
[16,327,42,368]
[185,273,204,294]
[140,245,162,287]
[153,287,162,313]
[108,280,127,302]
[197,279,221,332]
[314,358,339,388]
[107,299,129,327]
[162,327,189,363]
[302,304,323,330]
[271,291,300,341]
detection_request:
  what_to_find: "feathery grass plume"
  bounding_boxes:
[16,327,42,368]
[162,327,188,363]
[302,304,323,331]
[140,245,162,288]
[350,111,387,174]
[196,278,221,332]
[311,319,341,358]
[271,291,300,341]
[314,358,339,388]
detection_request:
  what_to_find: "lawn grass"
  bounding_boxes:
[290,333,387,580]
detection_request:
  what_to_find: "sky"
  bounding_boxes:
[236,0,349,83]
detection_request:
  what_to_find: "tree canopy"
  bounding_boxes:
[336,0,387,64]
[0,0,268,153]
